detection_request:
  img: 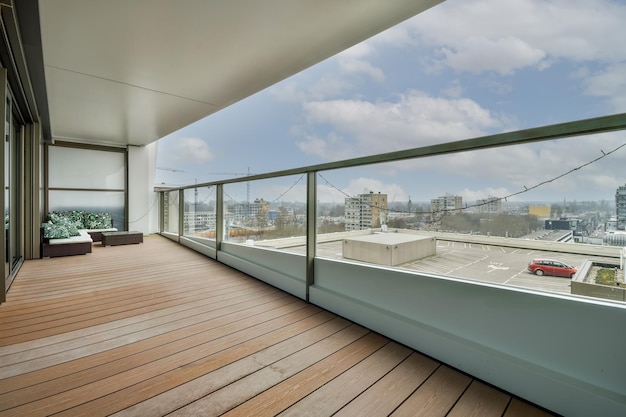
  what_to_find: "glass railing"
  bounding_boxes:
[222,175,307,249]
[159,113,626,303]
[163,189,179,235]
[182,186,216,244]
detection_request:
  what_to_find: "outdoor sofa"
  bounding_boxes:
[41,210,117,257]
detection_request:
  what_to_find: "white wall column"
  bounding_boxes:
[128,143,159,234]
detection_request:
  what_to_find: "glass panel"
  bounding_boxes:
[316,131,626,302]
[223,175,306,248]
[48,146,125,189]
[48,190,125,230]
[183,186,216,241]
[9,118,19,268]
[4,96,9,280]
[164,190,179,234]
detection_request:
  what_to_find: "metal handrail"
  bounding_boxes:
[156,112,626,191]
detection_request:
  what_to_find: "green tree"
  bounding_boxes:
[387,217,408,229]
[274,207,293,232]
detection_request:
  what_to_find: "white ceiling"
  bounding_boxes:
[38,0,442,147]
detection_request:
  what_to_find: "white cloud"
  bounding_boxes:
[442,79,465,98]
[172,137,214,165]
[345,178,407,200]
[315,177,408,204]
[337,41,385,81]
[437,37,546,75]
[297,90,506,160]
[317,184,349,204]
[423,131,626,201]
[272,76,354,102]
[296,132,354,161]
[404,0,626,73]
[338,58,385,82]
[309,76,355,100]
[583,63,626,112]
[341,43,374,60]
[270,81,303,102]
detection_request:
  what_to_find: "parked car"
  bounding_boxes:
[527,259,577,278]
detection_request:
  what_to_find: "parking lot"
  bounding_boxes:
[309,239,619,296]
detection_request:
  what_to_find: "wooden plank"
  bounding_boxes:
[447,380,511,417]
[217,331,388,417]
[0,264,264,344]
[166,326,387,417]
[334,352,440,417]
[0,271,249,323]
[0,294,300,394]
[0,287,291,373]
[277,341,413,416]
[391,365,472,417]
[504,398,556,417]
[0,300,318,410]
[0,304,321,417]
[53,320,362,416]
[73,315,352,417]
[0,281,276,342]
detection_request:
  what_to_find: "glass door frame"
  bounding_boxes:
[2,74,23,298]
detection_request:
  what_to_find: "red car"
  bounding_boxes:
[527,259,577,278]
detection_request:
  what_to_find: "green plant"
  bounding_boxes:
[595,268,617,286]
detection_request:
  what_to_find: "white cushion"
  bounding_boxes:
[49,230,93,245]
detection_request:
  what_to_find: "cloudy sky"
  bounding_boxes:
[156,0,626,205]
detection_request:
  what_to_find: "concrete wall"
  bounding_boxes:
[128,143,160,234]
[572,260,626,302]
[398,229,622,258]
[310,258,626,417]
[572,281,626,302]
[343,233,436,266]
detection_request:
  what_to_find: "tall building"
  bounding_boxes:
[476,196,502,214]
[345,192,388,231]
[616,185,626,230]
[226,198,269,224]
[430,193,463,221]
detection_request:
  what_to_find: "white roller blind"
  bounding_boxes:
[48,147,124,189]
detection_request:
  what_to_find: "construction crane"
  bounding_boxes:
[156,167,186,186]
[156,166,185,173]
[206,167,253,205]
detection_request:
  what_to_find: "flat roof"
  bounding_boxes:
[345,233,434,245]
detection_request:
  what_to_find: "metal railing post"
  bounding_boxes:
[306,171,317,302]
[216,183,224,257]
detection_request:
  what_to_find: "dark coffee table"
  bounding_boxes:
[101,231,143,246]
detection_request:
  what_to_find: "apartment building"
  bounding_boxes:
[344,192,388,231]
[430,193,463,220]
[476,196,502,214]
[616,184,626,230]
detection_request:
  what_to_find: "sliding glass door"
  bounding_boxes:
[4,91,22,293]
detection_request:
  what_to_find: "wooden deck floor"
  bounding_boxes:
[0,235,556,417]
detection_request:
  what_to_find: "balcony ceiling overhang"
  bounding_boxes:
[34,0,441,147]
